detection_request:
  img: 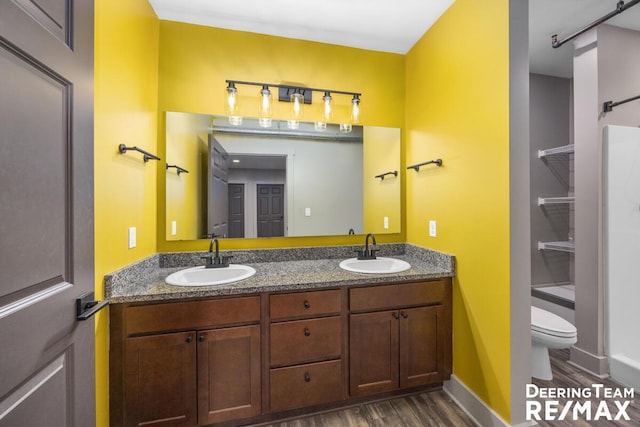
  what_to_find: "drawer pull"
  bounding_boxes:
[401,311,409,319]
[304,373,311,383]
[186,335,193,344]
[303,300,311,309]
[199,335,205,342]
[304,328,311,337]
[392,312,399,320]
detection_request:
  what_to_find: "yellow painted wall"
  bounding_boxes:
[405,0,511,421]
[156,22,406,251]
[363,126,402,233]
[165,112,209,240]
[94,0,159,424]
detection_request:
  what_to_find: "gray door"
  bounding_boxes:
[0,0,95,426]
[228,183,245,238]
[208,136,229,237]
[257,184,285,237]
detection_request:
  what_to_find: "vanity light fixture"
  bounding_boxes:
[322,91,333,122]
[225,82,242,126]
[258,85,273,128]
[224,80,361,129]
[288,90,304,129]
[351,94,361,124]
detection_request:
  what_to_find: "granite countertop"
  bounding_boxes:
[105,243,455,304]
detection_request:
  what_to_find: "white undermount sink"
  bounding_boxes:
[339,257,411,274]
[165,264,256,287]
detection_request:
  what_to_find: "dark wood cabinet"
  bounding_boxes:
[268,289,344,411]
[110,279,451,426]
[349,281,450,397]
[270,359,343,412]
[110,297,261,427]
[349,310,399,396]
[399,306,445,388]
[197,325,261,425]
[123,331,197,427]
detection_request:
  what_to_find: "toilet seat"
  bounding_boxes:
[531,306,576,338]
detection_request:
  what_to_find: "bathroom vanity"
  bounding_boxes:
[107,244,453,427]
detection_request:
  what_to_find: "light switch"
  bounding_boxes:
[305,207,311,217]
[171,220,177,236]
[383,217,389,229]
[128,227,136,248]
[429,220,437,237]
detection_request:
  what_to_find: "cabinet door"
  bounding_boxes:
[399,306,445,388]
[124,332,197,427]
[198,325,261,425]
[349,310,399,396]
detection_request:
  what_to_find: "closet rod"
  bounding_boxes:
[603,94,640,112]
[551,0,640,48]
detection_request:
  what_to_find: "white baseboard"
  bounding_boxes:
[444,375,537,427]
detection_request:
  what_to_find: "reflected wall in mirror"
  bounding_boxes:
[165,112,401,240]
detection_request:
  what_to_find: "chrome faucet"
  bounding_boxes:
[202,234,232,268]
[356,233,378,260]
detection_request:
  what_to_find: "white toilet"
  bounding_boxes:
[531,306,577,380]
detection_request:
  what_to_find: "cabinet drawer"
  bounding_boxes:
[270,317,341,366]
[125,296,260,335]
[350,280,447,312]
[270,289,341,320]
[270,360,343,412]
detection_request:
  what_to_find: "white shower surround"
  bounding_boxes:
[603,125,640,391]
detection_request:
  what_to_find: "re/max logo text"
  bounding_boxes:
[525,384,635,422]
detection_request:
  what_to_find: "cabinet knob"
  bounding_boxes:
[186,335,193,344]
[303,300,311,309]
[199,335,205,342]
[401,311,409,319]
[392,312,399,320]
[304,373,311,383]
[304,328,311,337]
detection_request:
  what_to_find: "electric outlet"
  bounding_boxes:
[305,207,311,217]
[383,216,389,229]
[429,220,437,237]
[171,220,177,236]
[128,227,136,249]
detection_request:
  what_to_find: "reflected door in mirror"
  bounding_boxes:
[208,136,229,237]
[257,184,285,237]
[228,183,245,238]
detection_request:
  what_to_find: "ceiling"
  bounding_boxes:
[149,0,640,78]
[148,0,455,54]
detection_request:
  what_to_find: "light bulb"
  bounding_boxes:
[258,85,272,128]
[290,91,304,121]
[225,82,242,126]
[322,91,333,122]
[351,94,361,124]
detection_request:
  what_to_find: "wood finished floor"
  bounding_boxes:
[259,391,475,427]
[258,349,640,426]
